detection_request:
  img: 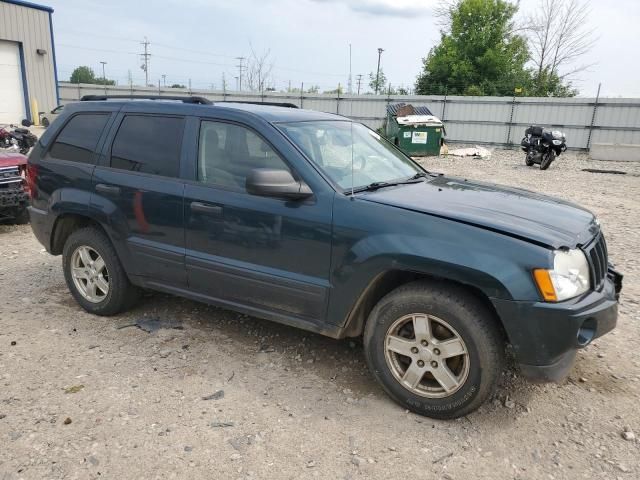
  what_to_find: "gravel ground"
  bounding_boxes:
[1,148,639,480]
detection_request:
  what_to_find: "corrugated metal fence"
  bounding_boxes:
[59,82,640,150]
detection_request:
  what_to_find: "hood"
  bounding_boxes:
[0,152,27,168]
[360,175,599,249]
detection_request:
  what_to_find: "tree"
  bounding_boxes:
[70,66,96,84]
[526,0,594,96]
[415,0,530,96]
[246,45,274,92]
[369,69,387,94]
[170,84,186,88]
[69,66,115,85]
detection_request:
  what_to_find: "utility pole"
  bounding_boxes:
[222,72,227,92]
[356,74,363,95]
[235,56,245,92]
[348,43,352,95]
[140,37,151,87]
[100,61,107,95]
[375,47,384,95]
[161,74,166,88]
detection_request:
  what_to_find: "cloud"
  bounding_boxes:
[309,0,437,18]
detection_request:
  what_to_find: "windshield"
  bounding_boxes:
[278,121,423,192]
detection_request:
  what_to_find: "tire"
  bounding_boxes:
[42,117,50,128]
[13,207,29,224]
[363,280,504,419]
[525,155,534,167]
[62,227,138,315]
[540,151,555,170]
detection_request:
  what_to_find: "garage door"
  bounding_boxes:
[0,41,26,124]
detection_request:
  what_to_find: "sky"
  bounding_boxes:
[44,0,640,97]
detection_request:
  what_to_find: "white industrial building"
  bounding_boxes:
[0,0,58,124]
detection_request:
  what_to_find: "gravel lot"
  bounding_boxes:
[1,148,639,479]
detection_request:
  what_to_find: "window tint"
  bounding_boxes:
[198,121,290,191]
[110,115,185,177]
[48,113,109,164]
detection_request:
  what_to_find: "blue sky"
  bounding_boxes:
[45,0,640,97]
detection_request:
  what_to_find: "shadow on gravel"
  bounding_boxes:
[101,291,540,419]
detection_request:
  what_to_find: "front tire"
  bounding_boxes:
[62,227,138,315]
[363,280,504,419]
[540,150,555,170]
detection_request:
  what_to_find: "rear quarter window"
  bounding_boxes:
[110,115,185,178]
[48,113,110,164]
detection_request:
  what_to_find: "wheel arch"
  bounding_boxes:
[341,269,508,344]
[50,213,109,255]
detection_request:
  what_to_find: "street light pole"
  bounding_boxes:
[100,61,107,95]
[162,74,166,88]
[375,48,384,95]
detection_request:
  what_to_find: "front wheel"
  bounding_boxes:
[540,150,555,170]
[363,281,504,419]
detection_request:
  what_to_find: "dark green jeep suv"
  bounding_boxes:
[27,96,622,418]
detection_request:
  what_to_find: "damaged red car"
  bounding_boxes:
[0,151,30,224]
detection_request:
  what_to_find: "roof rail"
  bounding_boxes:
[219,101,299,109]
[80,95,212,105]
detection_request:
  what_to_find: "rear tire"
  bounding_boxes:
[525,155,534,166]
[12,207,29,224]
[62,227,138,316]
[363,280,504,419]
[42,117,50,128]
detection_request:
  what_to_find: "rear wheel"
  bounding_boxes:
[62,227,138,315]
[525,155,534,166]
[42,117,50,128]
[363,280,504,419]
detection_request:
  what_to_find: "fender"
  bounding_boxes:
[327,196,551,327]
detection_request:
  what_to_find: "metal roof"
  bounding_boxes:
[387,103,433,117]
[1,0,54,13]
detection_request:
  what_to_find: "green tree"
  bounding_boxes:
[70,66,96,84]
[415,0,530,96]
[369,69,387,94]
[170,84,186,88]
[95,76,116,86]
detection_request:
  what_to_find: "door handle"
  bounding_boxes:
[190,201,223,216]
[95,183,121,195]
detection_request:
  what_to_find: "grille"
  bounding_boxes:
[583,233,608,291]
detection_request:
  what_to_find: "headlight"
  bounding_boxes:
[533,249,590,301]
[552,139,562,145]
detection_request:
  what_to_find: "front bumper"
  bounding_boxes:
[492,267,622,382]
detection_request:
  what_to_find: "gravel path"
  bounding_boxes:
[1,149,639,479]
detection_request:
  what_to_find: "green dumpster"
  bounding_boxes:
[385,103,444,156]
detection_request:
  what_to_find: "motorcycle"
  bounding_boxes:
[0,120,37,155]
[521,125,567,170]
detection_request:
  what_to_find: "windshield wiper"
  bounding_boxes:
[348,175,426,194]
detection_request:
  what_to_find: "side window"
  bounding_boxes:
[48,113,109,164]
[110,115,185,177]
[198,121,290,191]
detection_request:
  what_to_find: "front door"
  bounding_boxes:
[184,119,333,323]
[93,114,187,286]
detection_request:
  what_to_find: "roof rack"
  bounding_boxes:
[219,101,299,109]
[80,95,212,105]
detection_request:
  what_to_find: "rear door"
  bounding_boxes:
[92,113,187,286]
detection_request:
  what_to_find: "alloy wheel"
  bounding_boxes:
[383,313,470,398]
[70,245,109,303]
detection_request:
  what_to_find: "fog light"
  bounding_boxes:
[577,318,597,346]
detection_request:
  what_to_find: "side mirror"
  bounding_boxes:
[21,119,33,127]
[246,168,312,200]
